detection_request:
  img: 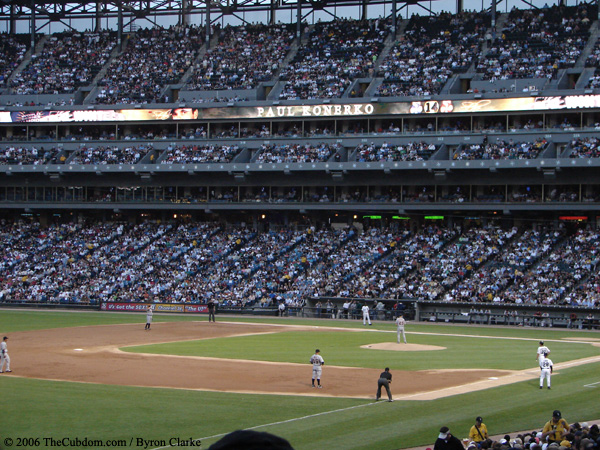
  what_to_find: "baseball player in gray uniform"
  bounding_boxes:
[310,349,324,388]
[537,341,550,361]
[539,352,553,389]
[145,306,153,330]
[0,336,11,373]
[396,314,407,344]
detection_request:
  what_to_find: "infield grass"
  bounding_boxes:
[1,309,599,450]
[124,329,600,370]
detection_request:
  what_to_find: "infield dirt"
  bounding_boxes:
[4,321,568,399]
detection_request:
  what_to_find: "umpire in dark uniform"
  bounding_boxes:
[207,299,216,322]
[376,367,393,402]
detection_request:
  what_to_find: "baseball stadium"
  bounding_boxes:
[1,0,600,448]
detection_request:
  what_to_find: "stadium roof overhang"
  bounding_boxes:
[0,0,447,33]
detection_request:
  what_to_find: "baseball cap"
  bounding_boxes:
[553,410,561,418]
[476,416,483,422]
[439,427,449,439]
[315,349,320,353]
[540,341,544,345]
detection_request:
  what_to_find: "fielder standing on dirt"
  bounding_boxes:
[310,349,324,388]
[145,305,153,330]
[0,336,11,373]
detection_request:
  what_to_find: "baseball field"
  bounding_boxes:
[1,309,599,450]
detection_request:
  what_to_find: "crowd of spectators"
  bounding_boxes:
[180,95,249,103]
[586,70,600,89]
[377,225,515,301]
[355,141,437,161]
[0,145,63,165]
[159,143,240,164]
[479,3,592,80]
[568,137,600,158]
[502,228,599,305]
[0,34,29,89]
[584,26,600,92]
[310,227,407,299]
[450,228,563,303]
[1,219,600,309]
[238,228,345,307]
[453,138,547,160]
[377,11,489,97]
[95,25,204,104]
[585,33,600,88]
[189,229,302,306]
[69,144,153,165]
[10,31,116,95]
[255,143,342,163]
[4,6,600,103]
[279,18,388,100]
[187,23,294,91]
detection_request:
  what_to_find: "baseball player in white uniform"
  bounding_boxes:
[396,314,407,344]
[362,304,372,326]
[145,306,153,330]
[539,352,553,389]
[310,349,324,388]
[0,336,11,373]
[537,341,550,361]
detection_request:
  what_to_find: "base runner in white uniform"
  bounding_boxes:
[539,352,553,389]
[396,314,407,344]
[0,336,11,373]
[310,349,324,388]
[362,304,372,325]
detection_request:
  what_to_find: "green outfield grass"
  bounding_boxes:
[0,309,599,450]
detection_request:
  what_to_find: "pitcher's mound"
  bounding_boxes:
[361,342,445,351]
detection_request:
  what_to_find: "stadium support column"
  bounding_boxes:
[296,0,301,40]
[206,0,211,50]
[392,0,397,37]
[491,0,496,40]
[29,0,35,49]
[9,3,16,35]
[269,0,276,25]
[456,0,463,13]
[95,2,101,32]
[180,0,189,26]
[117,1,123,52]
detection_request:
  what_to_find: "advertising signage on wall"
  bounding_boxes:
[100,302,209,314]
[2,94,600,124]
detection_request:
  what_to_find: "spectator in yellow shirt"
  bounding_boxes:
[542,410,569,444]
[469,416,489,444]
